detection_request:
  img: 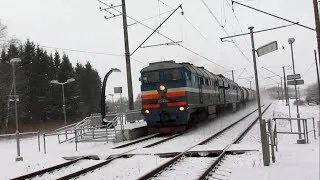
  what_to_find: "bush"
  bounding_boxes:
[293,100,306,105]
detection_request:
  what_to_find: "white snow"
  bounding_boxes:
[229,100,319,180]
[0,99,318,180]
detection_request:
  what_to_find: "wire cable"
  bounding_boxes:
[97,0,228,70]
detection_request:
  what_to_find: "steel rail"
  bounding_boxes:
[112,133,160,149]
[197,103,272,180]
[11,157,87,180]
[136,105,266,180]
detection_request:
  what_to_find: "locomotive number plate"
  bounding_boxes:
[158,98,169,104]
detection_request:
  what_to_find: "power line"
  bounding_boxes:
[0,39,148,66]
[97,0,228,70]
[158,0,208,40]
[201,0,252,66]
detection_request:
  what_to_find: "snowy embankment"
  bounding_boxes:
[230,100,319,180]
[0,99,318,180]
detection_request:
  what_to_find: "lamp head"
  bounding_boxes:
[67,78,75,83]
[10,58,21,63]
[50,80,59,84]
[288,38,295,44]
[111,68,121,73]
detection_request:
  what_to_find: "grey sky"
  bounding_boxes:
[0,0,317,101]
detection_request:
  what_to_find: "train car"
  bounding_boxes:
[140,61,254,133]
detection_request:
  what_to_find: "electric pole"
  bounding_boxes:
[232,70,234,82]
[314,50,320,103]
[121,0,134,110]
[313,0,320,86]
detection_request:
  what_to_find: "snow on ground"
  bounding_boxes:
[1,98,318,180]
[0,100,265,179]
[230,100,319,180]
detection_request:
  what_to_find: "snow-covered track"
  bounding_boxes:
[113,133,183,149]
[136,104,271,180]
[197,103,271,180]
[11,156,95,180]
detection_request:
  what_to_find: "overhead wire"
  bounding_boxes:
[201,0,270,80]
[0,39,148,66]
[97,0,228,70]
[158,0,207,40]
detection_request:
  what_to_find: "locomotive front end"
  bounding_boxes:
[140,61,190,133]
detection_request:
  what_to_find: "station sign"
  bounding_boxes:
[114,87,122,94]
[287,74,301,80]
[256,41,278,57]
[287,79,304,86]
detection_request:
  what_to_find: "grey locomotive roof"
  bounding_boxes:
[141,61,183,72]
[141,60,236,85]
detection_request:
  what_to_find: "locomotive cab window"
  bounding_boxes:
[164,69,182,81]
[142,71,160,83]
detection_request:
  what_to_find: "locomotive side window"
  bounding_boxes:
[164,69,182,81]
[143,71,159,83]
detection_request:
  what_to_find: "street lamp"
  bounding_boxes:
[101,68,121,123]
[10,58,23,161]
[50,78,75,125]
[288,38,302,139]
[109,94,114,104]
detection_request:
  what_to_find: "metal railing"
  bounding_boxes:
[273,117,317,145]
[0,131,41,152]
[42,111,143,153]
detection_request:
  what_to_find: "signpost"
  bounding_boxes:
[256,41,278,57]
[287,79,304,86]
[114,87,123,112]
[287,74,301,80]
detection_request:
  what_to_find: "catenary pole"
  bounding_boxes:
[121,0,134,110]
[314,50,320,103]
[249,26,269,166]
[313,0,320,98]
[288,38,302,139]
[232,70,235,82]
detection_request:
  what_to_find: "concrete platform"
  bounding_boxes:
[113,121,149,142]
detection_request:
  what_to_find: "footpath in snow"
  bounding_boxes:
[230,100,319,180]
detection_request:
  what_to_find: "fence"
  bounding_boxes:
[272,117,317,144]
[0,131,41,152]
[42,110,143,153]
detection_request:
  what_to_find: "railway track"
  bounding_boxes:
[11,104,268,180]
[11,132,184,180]
[137,103,271,180]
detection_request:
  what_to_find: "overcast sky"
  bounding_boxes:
[0,0,317,100]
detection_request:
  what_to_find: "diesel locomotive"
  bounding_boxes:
[140,61,255,133]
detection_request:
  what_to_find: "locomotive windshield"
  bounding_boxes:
[164,69,182,81]
[142,71,160,83]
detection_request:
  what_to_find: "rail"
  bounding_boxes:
[273,117,317,145]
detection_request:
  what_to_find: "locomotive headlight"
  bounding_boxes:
[144,109,150,114]
[179,107,185,111]
[159,85,166,91]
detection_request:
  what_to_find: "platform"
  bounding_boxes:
[113,121,148,142]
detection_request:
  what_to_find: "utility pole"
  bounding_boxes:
[314,50,320,103]
[232,70,234,82]
[283,66,292,131]
[121,0,134,110]
[313,0,320,92]
[249,26,269,166]
[288,38,302,139]
[250,81,252,89]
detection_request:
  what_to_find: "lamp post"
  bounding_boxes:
[50,78,75,125]
[109,94,114,104]
[10,58,23,161]
[288,38,302,139]
[101,68,121,123]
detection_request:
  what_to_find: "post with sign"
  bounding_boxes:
[114,87,123,112]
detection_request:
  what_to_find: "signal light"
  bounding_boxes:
[144,109,150,114]
[179,107,185,111]
[159,85,166,91]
